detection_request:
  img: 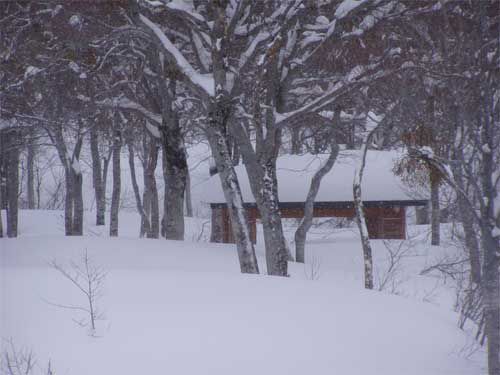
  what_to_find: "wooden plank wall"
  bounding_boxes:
[211,205,407,244]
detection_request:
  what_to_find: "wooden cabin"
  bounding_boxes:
[204,151,428,244]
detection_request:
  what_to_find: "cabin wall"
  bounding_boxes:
[210,205,407,244]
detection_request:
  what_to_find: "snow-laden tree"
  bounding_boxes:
[400,2,499,372]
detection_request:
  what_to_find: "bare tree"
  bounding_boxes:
[1,339,55,375]
[49,250,107,336]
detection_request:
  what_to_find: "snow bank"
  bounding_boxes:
[0,211,483,375]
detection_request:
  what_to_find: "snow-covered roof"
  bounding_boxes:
[202,150,427,205]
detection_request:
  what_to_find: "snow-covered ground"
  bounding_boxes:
[1,210,485,374]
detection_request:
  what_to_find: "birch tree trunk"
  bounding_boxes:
[353,125,378,290]
[90,125,106,226]
[295,143,339,263]
[259,163,290,276]
[233,120,290,275]
[109,125,121,237]
[206,123,260,274]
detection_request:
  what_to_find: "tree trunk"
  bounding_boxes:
[205,8,259,274]
[415,205,429,225]
[64,170,74,236]
[127,141,150,237]
[145,140,159,239]
[482,224,500,375]
[3,130,19,237]
[353,128,378,290]
[161,120,187,240]
[140,136,160,238]
[451,157,481,285]
[0,133,3,237]
[109,125,121,237]
[295,143,339,263]
[206,122,259,274]
[0,172,3,238]
[102,148,112,212]
[185,165,193,217]
[478,80,500,374]
[150,174,160,238]
[71,165,84,235]
[35,165,42,209]
[259,166,289,276]
[291,126,301,154]
[90,126,105,226]
[233,119,290,275]
[26,128,36,209]
[430,170,441,246]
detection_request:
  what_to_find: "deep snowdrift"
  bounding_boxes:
[1,210,484,374]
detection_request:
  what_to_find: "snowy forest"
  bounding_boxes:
[0,1,499,374]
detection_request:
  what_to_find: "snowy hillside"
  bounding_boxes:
[1,210,484,375]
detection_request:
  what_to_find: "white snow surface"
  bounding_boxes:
[202,150,425,204]
[0,210,485,375]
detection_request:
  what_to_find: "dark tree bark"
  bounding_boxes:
[295,142,339,263]
[3,129,20,237]
[427,94,441,246]
[160,120,186,240]
[0,134,3,238]
[64,171,74,235]
[26,127,36,209]
[141,135,159,238]
[50,124,84,236]
[481,164,500,375]
[71,166,84,235]
[290,126,301,154]
[109,124,121,237]
[415,205,429,225]
[185,165,193,218]
[127,140,150,237]
[451,150,481,285]
[430,170,441,246]
[90,124,106,226]
[149,166,160,239]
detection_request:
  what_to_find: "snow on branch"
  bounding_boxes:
[139,14,214,98]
